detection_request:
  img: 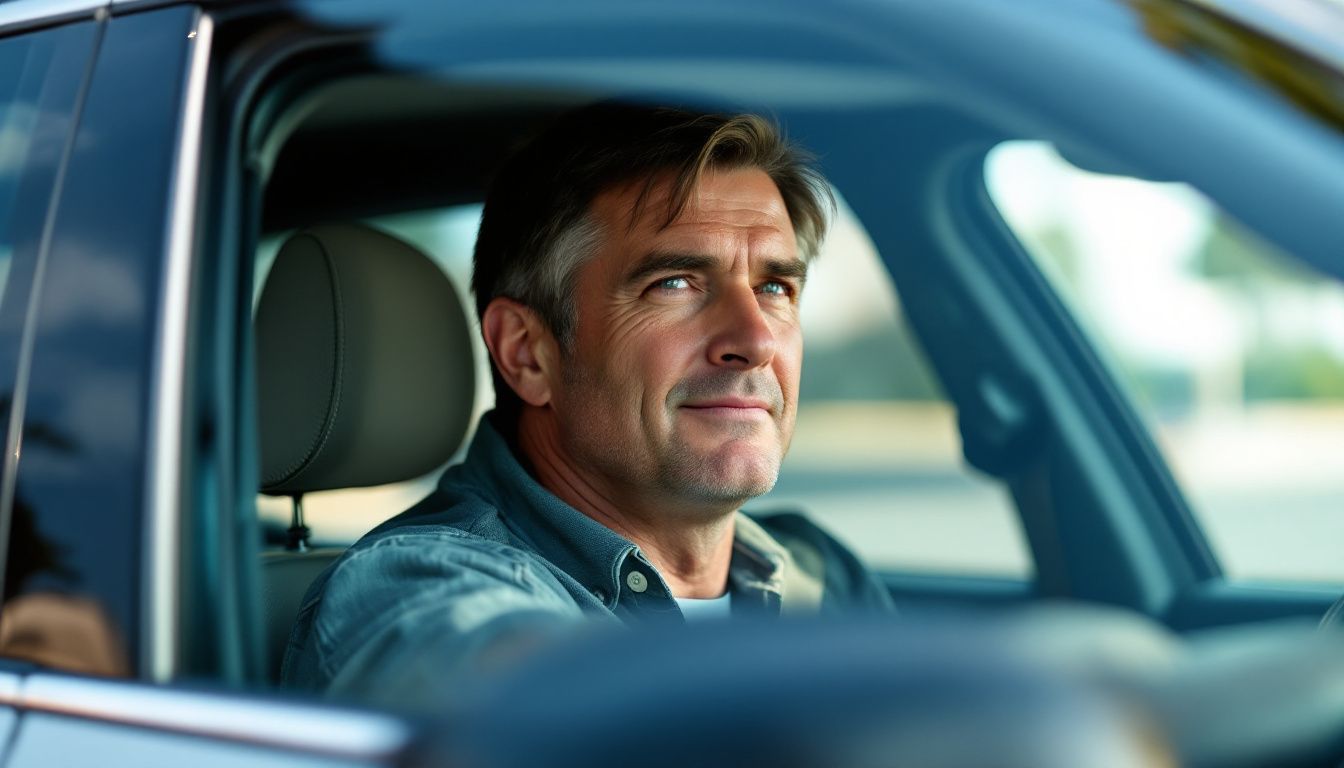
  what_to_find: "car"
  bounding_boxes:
[0,0,1342,764]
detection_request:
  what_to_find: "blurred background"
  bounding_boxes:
[986,141,1344,583]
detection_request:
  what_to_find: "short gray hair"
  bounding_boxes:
[492,213,606,350]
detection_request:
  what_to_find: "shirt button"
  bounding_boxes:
[626,571,649,593]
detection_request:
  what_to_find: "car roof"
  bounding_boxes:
[243,0,1344,272]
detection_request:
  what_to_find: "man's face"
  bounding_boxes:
[547,167,804,514]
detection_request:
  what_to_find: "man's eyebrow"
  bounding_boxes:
[622,251,809,287]
[763,257,809,283]
[622,251,718,287]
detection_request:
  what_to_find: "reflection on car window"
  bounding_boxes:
[987,141,1344,583]
[0,25,130,675]
[0,38,47,306]
[257,201,1033,579]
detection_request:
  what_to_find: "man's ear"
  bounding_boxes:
[481,297,560,408]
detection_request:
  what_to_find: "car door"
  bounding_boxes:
[0,5,420,766]
[0,11,103,762]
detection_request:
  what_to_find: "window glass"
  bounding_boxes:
[257,200,1032,578]
[0,38,51,307]
[0,24,117,674]
[986,141,1344,582]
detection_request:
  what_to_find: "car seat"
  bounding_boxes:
[253,222,476,682]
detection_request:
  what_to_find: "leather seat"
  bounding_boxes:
[254,222,476,682]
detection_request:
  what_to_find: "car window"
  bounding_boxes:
[986,140,1344,584]
[255,200,1033,579]
[0,24,116,674]
[0,34,64,317]
[754,197,1030,578]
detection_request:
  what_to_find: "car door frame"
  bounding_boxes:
[0,4,420,765]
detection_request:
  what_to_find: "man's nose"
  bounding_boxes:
[705,283,777,369]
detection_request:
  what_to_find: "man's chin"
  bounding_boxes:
[659,443,781,504]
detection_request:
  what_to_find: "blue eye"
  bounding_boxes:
[758,281,790,296]
[655,276,691,291]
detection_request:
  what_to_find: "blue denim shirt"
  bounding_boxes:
[281,414,892,709]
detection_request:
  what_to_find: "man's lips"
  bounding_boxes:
[680,398,773,415]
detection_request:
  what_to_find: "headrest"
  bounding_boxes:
[256,223,476,495]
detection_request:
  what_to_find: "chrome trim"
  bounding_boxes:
[145,11,212,683]
[21,675,411,760]
[0,672,23,705]
[0,0,106,34]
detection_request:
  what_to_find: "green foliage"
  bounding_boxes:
[1243,344,1344,400]
[1192,214,1316,285]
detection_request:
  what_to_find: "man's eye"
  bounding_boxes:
[653,276,691,291]
[758,280,792,297]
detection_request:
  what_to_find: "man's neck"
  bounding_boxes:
[515,410,735,599]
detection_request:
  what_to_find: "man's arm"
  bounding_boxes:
[282,527,589,712]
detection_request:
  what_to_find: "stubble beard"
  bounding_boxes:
[655,417,784,506]
[559,362,790,518]
[660,367,789,506]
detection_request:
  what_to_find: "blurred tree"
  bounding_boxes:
[1243,344,1344,400]
[1191,214,1314,285]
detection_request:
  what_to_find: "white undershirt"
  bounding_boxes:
[674,591,733,622]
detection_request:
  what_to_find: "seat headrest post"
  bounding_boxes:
[285,494,310,553]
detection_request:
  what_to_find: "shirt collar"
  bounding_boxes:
[728,512,789,603]
[450,413,791,613]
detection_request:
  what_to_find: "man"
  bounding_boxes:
[282,104,893,709]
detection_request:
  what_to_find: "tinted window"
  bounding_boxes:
[0,9,194,678]
[0,24,101,671]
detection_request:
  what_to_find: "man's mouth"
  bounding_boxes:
[680,398,773,417]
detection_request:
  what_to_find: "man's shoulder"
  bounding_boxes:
[367,483,514,543]
[282,496,584,697]
[311,497,540,609]
[297,485,537,615]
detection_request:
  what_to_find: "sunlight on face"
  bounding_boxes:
[550,167,804,515]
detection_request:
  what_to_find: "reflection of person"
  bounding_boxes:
[0,498,128,676]
[282,104,892,707]
[0,592,128,676]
